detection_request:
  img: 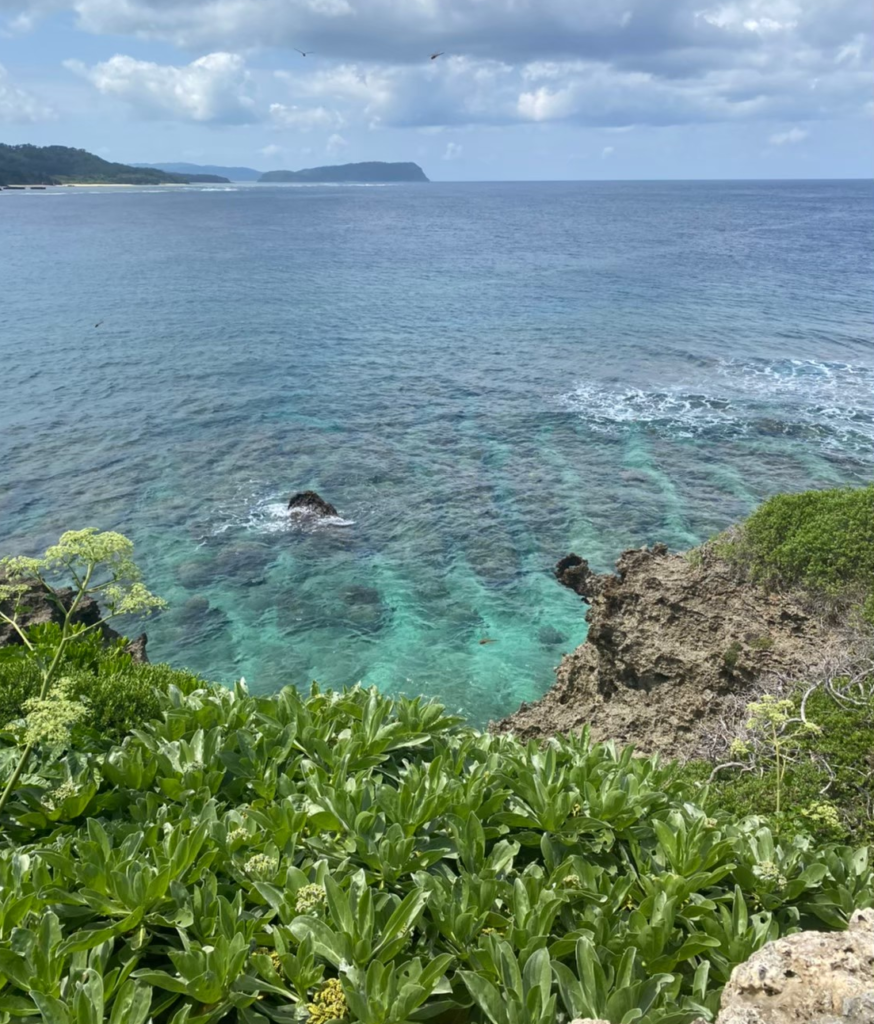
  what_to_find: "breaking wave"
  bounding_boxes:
[562,358,874,456]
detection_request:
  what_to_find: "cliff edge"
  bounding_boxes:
[495,544,827,760]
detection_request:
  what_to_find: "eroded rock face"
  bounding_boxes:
[714,909,874,1024]
[287,491,339,518]
[0,573,148,663]
[495,544,825,760]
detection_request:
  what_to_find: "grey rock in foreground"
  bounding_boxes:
[706,909,874,1024]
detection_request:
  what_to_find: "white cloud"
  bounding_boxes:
[836,34,866,65]
[696,2,799,34]
[269,102,344,129]
[325,132,348,155]
[517,85,576,121]
[442,140,462,159]
[64,52,258,123]
[2,0,871,137]
[259,143,283,156]
[769,125,808,144]
[602,145,615,157]
[0,62,53,121]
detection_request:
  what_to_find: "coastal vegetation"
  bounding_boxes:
[0,144,191,185]
[712,482,874,623]
[1,502,873,1023]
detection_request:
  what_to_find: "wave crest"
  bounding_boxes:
[562,358,874,456]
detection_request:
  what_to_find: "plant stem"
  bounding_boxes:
[0,562,96,817]
[0,741,34,818]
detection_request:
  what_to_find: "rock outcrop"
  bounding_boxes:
[711,909,874,1023]
[0,574,148,663]
[287,491,340,518]
[495,544,826,760]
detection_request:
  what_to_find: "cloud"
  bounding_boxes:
[602,145,615,157]
[4,0,872,135]
[325,132,348,155]
[259,143,283,156]
[0,62,53,120]
[442,140,462,160]
[517,85,576,122]
[64,52,258,123]
[769,125,808,144]
[269,102,344,129]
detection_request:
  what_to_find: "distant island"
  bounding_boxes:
[135,161,259,182]
[259,161,428,183]
[0,144,194,186]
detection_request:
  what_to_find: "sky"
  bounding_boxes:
[0,0,871,180]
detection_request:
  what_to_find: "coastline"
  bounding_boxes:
[2,182,190,188]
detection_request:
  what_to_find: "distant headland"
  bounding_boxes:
[0,144,207,186]
[259,161,429,183]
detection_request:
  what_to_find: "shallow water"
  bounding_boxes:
[2,179,872,724]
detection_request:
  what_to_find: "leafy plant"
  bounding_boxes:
[0,530,164,817]
[1,530,873,1023]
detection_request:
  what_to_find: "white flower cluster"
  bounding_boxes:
[244,853,278,880]
[22,680,89,745]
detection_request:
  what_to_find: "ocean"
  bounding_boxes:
[2,179,872,724]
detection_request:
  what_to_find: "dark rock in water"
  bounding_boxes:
[554,554,602,602]
[288,490,339,518]
[0,572,148,662]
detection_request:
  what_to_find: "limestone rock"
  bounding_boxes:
[715,909,874,1024]
[494,544,826,760]
[554,554,603,602]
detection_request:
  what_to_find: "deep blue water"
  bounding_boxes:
[2,179,872,724]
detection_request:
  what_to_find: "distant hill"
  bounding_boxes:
[185,174,232,184]
[0,144,186,185]
[259,161,429,183]
[136,162,261,181]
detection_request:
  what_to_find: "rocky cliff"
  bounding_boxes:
[495,544,827,760]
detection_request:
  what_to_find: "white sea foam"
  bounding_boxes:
[562,357,874,456]
[211,493,354,536]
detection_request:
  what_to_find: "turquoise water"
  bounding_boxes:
[2,179,872,724]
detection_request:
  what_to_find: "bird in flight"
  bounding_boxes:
[430,51,444,60]
[94,320,104,328]
[294,48,314,56]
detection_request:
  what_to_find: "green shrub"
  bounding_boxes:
[0,624,204,738]
[749,636,774,652]
[720,484,874,618]
[685,682,874,846]
[0,682,872,1024]
[722,641,743,671]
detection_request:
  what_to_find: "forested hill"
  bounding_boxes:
[259,161,428,183]
[0,144,187,185]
